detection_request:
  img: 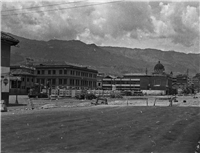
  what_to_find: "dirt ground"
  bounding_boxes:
[5,94,200,113]
[1,95,200,153]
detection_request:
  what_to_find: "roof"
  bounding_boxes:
[34,64,98,73]
[11,69,35,76]
[1,31,19,46]
[123,73,149,76]
[154,61,165,71]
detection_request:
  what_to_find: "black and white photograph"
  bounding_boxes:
[1,0,200,152]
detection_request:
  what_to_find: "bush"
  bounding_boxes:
[110,93,123,98]
[75,93,96,100]
[85,93,97,100]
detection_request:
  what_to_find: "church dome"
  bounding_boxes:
[154,61,165,73]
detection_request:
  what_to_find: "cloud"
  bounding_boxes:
[1,1,199,53]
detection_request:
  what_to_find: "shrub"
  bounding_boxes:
[110,93,123,98]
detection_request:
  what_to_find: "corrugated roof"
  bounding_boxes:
[1,31,19,46]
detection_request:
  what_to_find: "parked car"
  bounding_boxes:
[121,91,132,96]
[133,91,144,96]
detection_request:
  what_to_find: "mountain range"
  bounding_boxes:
[9,33,200,76]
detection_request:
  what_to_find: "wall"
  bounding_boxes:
[142,90,166,95]
[1,43,11,105]
[35,67,97,89]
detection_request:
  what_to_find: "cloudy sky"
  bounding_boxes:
[1,0,199,53]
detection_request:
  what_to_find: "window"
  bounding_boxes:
[41,79,45,85]
[64,79,67,84]
[11,81,17,88]
[89,74,92,78]
[52,79,56,85]
[37,79,40,83]
[42,70,45,74]
[22,78,25,81]
[64,70,67,74]
[59,70,63,75]
[32,78,34,82]
[53,70,56,75]
[48,70,51,75]
[70,79,74,85]
[93,74,96,78]
[93,81,96,87]
[27,78,30,82]
[37,70,40,75]
[70,70,75,75]
[75,80,80,86]
[59,79,63,85]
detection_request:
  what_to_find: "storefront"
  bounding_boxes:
[1,32,19,105]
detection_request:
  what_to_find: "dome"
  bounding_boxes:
[154,61,165,73]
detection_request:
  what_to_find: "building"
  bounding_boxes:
[10,63,98,93]
[1,32,19,105]
[10,66,36,95]
[34,64,98,90]
[96,72,105,89]
[102,75,140,91]
[101,61,173,95]
[192,73,200,92]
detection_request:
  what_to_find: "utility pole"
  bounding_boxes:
[0,0,2,31]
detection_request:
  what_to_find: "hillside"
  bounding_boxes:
[9,34,200,76]
[101,47,200,76]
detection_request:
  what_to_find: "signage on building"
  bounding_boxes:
[3,78,8,86]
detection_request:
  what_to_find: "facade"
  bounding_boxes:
[101,61,174,95]
[10,64,98,93]
[192,73,200,92]
[34,64,98,90]
[1,32,19,105]
[10,66,36,95]
[96,72,105,89]
[102,75,140,91]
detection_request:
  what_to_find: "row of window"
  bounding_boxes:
[103,81,140,84]
[21,77,34,82]
[37,69,97,78]
[36,78,96,87]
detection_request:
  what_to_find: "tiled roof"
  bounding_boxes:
[1,31,19,46]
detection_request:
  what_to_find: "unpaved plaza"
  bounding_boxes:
[1,95,200,153]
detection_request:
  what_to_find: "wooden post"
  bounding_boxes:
[153,98,157,106]
[146,98,148,106]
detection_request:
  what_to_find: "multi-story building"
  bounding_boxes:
[1,32,19,104]
[10,63,98,93]
[102,74,141,91]
[34,64,98,90]
[101,61,174,95]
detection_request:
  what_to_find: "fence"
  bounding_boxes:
[48,89,121,99]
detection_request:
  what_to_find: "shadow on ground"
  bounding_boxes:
[7,104,27,107]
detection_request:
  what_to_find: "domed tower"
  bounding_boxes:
[154,61,165,74]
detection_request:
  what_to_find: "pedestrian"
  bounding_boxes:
[27,98,34,110]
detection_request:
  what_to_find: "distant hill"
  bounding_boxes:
[9,33,200,76]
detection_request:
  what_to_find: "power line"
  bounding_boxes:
[1,0,87,12]
[1,0,123,17]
